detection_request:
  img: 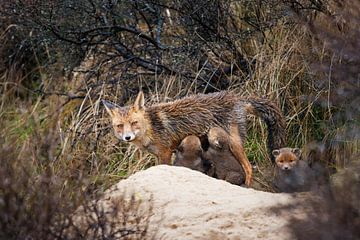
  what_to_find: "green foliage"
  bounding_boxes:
[244,130,268,165]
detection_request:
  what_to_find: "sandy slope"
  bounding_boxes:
[88,165,311,239]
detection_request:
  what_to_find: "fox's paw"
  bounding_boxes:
[245,176,252,186]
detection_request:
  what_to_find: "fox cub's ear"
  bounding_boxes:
[272,149,280,157]
[134,91,145,111]
[291,148,301,157]
[177,144,184,153]
[102,100,117,117]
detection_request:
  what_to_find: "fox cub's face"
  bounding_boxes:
[174,135,203,169]
[272,148,301,171]
[102,92,146,142]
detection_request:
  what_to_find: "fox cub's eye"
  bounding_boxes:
[115,124,123,128]
[131,121,138,126]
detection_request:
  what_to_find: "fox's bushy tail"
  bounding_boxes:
[246,97,287,163]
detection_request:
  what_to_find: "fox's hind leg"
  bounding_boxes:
[229,124,252,186]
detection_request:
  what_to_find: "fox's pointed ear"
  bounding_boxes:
[292,148,301,157]
[102,100,117,117]
[134,91,145,111]
[272,149,280,157]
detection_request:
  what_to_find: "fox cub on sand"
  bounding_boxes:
[103,91,286,186]
[174,127,246,186]
[273,148,314,193]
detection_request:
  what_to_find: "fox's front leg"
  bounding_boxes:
[229,124,253,186]
[157,148,173,165]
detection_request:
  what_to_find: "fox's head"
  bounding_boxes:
[174,135,205,172]
[174,135,203,166]
[272,148,301,171]
[102,91,147,142]
[207,127,230,151]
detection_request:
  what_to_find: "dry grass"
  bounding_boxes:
[0,101,153,239]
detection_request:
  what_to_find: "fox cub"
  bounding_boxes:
[273,148,314,193]
[103,91,286,186]
[203,127,246,185]
[174,127,245,186]
[173,135,212,174]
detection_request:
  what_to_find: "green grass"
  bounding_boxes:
[244,129,269,166]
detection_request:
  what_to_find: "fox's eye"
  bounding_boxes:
[279,160,284,163]
[115,124,123,128]
[131,121,138,126]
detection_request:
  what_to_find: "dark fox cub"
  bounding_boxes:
[174,127,245,186]
[272,147,314,193]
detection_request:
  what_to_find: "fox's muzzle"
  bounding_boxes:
[122,133,135,142]
[281,163,292,171]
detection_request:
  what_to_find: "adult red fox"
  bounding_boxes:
[103,91,286,185]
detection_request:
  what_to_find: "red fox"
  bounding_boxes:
[103,91,286,185]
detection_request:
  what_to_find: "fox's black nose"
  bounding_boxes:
[125,136,131,141]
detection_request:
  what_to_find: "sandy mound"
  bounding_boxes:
[76,165,311,239]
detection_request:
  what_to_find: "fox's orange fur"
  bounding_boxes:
[103,91,286,186]
[273,148,300,171]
